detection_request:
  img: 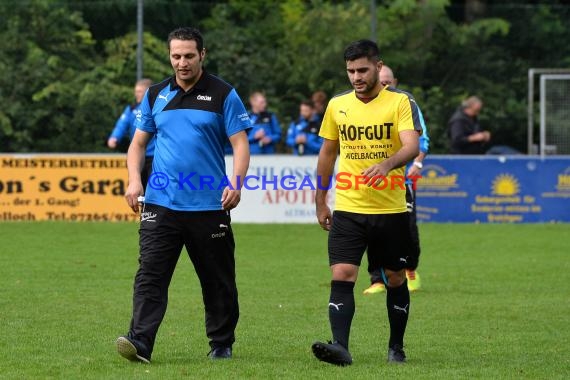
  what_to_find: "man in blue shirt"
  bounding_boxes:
[247,91,281,154]
[286,99,323,155]
[116,27,251,363]
[363,65,429,295]
[107,78,155,188]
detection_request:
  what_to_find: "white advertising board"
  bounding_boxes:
[225,155,336,223]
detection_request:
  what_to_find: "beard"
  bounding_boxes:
[353,76,379,96]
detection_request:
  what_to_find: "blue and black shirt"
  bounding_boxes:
[136,72,251,211]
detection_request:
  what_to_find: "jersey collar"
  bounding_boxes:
[169,70,208,93]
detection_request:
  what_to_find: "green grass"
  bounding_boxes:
[1,222,569,379]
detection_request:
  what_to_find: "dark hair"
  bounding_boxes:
[311,90,328,104]
[343,39,379,62]
[300,99,314,108]
[167,27,204,51]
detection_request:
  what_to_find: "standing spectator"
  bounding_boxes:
[247,91,281,154]
[116,27,251,363]
[447,96,490,154]
[286,99,323,155]
[311,90,328,123]
[363,64,429,295]
[311,40,421,366]
[107,78,155,189]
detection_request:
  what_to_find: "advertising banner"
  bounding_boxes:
[227,155,334,223]
[0,155,136,221]
[416,156,570,223]
[1,154,568,223]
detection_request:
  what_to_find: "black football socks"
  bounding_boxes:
[328,280,355,349]
[386,279,410,347]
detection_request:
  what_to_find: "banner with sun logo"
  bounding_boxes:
[416,156,570,222]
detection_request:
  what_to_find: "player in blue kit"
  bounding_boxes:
[286,99,323,155]
[107,78,155,189]
[116,27,251,363]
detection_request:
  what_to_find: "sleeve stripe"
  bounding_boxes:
[408,98,423,134]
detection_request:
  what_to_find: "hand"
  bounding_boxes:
[296,134,307,144]
[407,164,421,178]
[107,137,118,149]
[316,202,332,231]
[254,129,266,140]
[472,131,491,142]
[125,181,144,213]
[221,187,241,210]
[361,162,390,187]
[261,136,272,145]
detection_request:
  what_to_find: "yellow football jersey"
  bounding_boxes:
[319,86,422,214]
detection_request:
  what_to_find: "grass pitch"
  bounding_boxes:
[1,222,569,379]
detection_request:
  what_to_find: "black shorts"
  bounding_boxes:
[328,210,415,272]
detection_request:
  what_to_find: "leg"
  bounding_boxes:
[128,204,183,355]
[406,184,420,270]
[312,211,367,366]
[363,244,386,294]
[384,268,409,363]
[384,268,409,345]
[183,210,238,351]
[328,263,358,349]
[368,212,411,362]
[363,267,386,295]
[405,184,421,290]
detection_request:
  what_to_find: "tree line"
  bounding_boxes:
[1,0,568,154]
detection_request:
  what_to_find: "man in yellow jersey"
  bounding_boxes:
[311,40,422,366]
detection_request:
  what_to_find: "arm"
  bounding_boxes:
[107,106,131,149]
[222,130,250,210]
[407,151,426,178]
[417,107,430,155]
[306,133,324,153]
[315,138,339,231]
[468,130,491,143]
[248,125,260,143]
[286,122,296,148]
[268,114,282,143]
[363,95,421,185]
[408,107,430,177]
[449,119,473,148]
[362,129,419,186]
[125,129,152,212]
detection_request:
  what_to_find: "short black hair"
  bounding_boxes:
[167,27,204,51]
[300,99,314,108]
[343,39,380,62]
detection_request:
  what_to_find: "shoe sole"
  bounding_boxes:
[311,343,351,366]
[116,337,150,364]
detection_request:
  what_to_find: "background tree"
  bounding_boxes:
[1,0,569,153]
